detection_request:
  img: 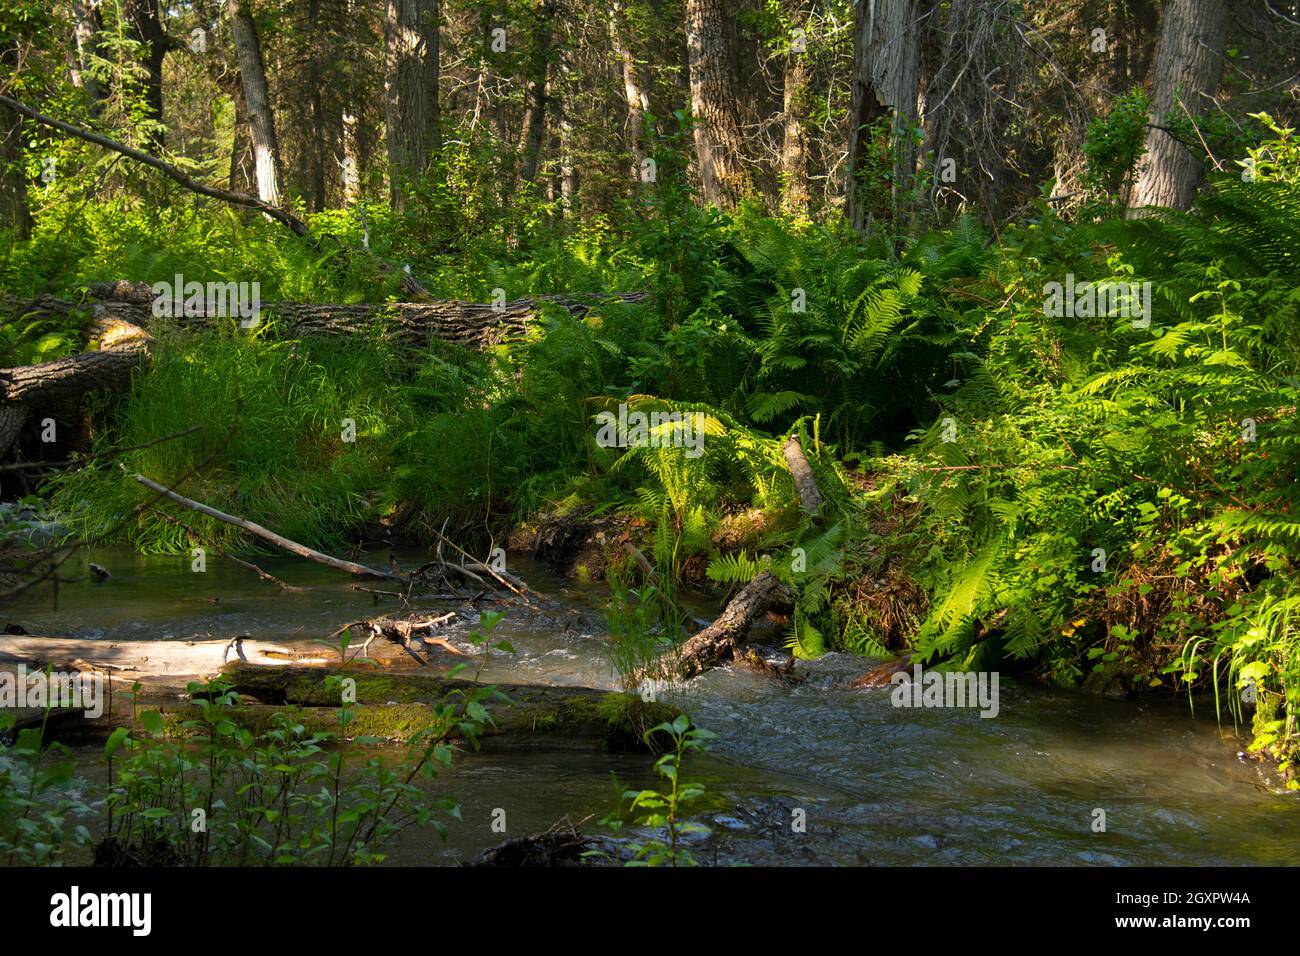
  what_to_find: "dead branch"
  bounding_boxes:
[133,473,398,580]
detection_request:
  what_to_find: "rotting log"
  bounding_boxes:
[642,570,795,681]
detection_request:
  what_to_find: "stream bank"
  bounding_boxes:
[3,545,1299,865]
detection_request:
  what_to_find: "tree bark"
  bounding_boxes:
[684,0,748,207]
[226,0,284,206]
[0,105,32,241]
[610,1,649,183]
[384,0,440,211]
[781,433,824,515]
[6,286,648,351]
[847,0,922,231]
[69,0,107,113]
[780,6,811,215]
[1129,0,1228,212]
[0,311,151,459]
[124,0,174,149]
[516,0,555,187]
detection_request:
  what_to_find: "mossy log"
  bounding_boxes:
[0,634,676,751]
[215,662,676,752]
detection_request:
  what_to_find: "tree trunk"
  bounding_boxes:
[124,0,172,149]
[780,7,811,215]
[684,0,748,207]
[516,0,555,187]
[227,0,284,206]
[557,90,577,214]
[305,0,328,211]
[384,0,440,211]
[610,1,649,182]
[847,0,922,232]
[1129,0,1228,212]
[341,110,361,203]
[0,105,32,240]
[69,0,107,113]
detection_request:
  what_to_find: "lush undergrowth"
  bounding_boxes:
[4,122,1300,770]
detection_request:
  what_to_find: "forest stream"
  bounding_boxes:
[6,546,1298,867]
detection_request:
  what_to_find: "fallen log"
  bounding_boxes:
[0,636,677,751]
[782,433,824,515]
[0,311,151,458]
[218,663,676,751]
[641,570,795,681]
[4,290,647,351]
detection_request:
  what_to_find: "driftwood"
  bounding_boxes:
[327,611,462,662]
[133,473,399,580]
[0,635,336,691]
[781,433,824,515]
[642,571,795,681]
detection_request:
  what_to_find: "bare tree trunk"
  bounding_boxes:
[1129,0,1227,212]
[227,0,284,206]
[847,0,922,232]
[558,115,577,212]
[516,0,555,187]
[384,0,440,211]
[341,110,361,203]
[684,0,748,207]
[610,1,648,182]
[780,6,811,215]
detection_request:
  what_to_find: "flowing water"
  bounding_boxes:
[6,546,1299,866]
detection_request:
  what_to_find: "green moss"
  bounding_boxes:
[208,663,676,750]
